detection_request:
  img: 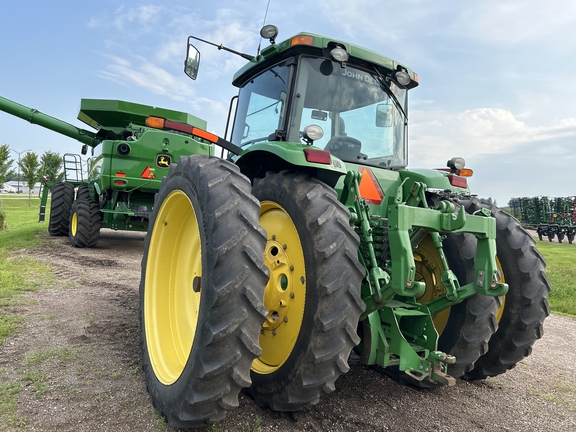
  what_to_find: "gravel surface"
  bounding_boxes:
[0,230,574,431]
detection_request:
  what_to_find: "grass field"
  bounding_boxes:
[0,196,574,344]
[0,196,54,343]
[535,241,576,317]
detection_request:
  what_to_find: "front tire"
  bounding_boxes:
[48,182,74,236]
[69,198,101,248]
[248,171,365,411]
[140,155,268,428]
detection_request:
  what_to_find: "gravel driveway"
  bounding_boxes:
[0,230,574,431]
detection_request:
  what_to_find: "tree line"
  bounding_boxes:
[0,143,64,204]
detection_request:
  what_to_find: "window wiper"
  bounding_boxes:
[372,66,407,121]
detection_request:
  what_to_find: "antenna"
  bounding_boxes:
[256,0,272,57]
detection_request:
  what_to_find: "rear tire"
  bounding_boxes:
[48,182,74,236]
[69,198,101,248]
[379,232,499,387]
[455,199,550,380]
[438,234,499,378]
[140,155,268,428]
[248,171,365,411]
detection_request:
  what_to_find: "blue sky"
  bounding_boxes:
[1,0,575,206]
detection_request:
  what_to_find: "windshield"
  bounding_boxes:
[289,56,408,168]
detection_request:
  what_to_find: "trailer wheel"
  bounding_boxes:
[69,198,101,248]
[455,199,550,380]
[48,182,74,236]
[140,155,268,429]
[248,171,365,411]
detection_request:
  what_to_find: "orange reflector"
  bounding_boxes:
[458,168,473,177]
[141,166,156,180]
[115,172,126,177]
[448,174,467,188]
[114,180,127,186]
[192,127,219,143]
[291,35,314,46]
[358,167,384,205]
[413,73,419,83]
[146,116,165,129]
[304,148,331,164]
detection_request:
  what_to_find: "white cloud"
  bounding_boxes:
[97,54,196,104]
[409,107,576,167]
[454,0,576,46]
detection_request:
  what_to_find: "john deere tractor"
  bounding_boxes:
[138,25,550,428]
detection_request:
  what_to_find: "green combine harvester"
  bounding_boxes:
[0,25,550,429]
[0,97,210,247]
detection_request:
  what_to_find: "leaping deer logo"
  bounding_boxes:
[156,155,172,168]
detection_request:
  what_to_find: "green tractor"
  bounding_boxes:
[139,26,550,427]
[0,97,210,247]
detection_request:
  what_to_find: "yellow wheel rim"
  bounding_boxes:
[144,190,202,385]
[252,201,306,374]
[495,257,506,322]
[71,211,78,236]
[414,235,450,333]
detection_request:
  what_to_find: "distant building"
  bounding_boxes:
[1,181,43,195]
[1,183,17,193]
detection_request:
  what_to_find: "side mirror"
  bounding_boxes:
[184,41,200,80]
[376,103,392,127]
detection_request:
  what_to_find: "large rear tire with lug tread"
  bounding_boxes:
[455,199,550,380]
[420,234,499,380]
[48,182,74,236]
[140,155,269,429]
[248,171,365,411]
[69,198,101,248]
[378,232,499,387]
[76,185,91,201]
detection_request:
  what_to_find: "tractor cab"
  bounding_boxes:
[185,27,418,172]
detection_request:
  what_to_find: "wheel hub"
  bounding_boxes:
[252,201,306,374]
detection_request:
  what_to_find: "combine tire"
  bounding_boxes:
[69,199,101,248]
[140,155,268,428]
[48,182,74,236]
[76,185,91,201]
[248,171,365,411]
[454,199,550,380]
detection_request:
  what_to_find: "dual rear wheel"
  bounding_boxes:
[413,199,550,382]
[140,163,364,427]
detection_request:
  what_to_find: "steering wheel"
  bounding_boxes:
[324,136,362,161]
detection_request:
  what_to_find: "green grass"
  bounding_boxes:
[536,241,576,317]
[0,197,47,248]
[0,197,54,343]
[0,369,24,428]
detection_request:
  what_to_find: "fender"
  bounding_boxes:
[235,141,348,186]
